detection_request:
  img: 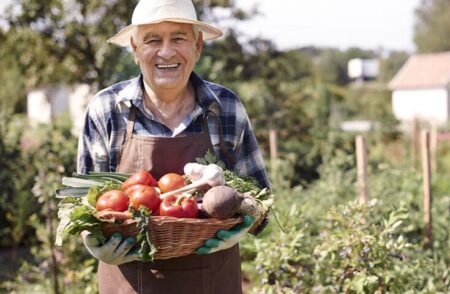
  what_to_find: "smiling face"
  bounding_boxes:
[131,22,203,96]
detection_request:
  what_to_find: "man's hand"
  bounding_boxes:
[82,231,140,265]
[195,215,253,254]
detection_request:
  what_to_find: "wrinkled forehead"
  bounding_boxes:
[135,21,196,38]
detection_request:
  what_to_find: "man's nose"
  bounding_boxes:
[157,41,176,59]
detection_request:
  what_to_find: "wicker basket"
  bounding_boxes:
[101,216,242,260]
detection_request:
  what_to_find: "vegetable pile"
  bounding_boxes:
[55,156,274,261]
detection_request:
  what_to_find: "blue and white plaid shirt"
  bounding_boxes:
[77,72,270,188]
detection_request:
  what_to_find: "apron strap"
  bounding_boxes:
[125,107,137,141]
[203,109,237,165]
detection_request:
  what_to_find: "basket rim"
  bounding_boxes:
[112,215,243,226]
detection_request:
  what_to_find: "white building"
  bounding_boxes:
[27,84,92,135]
[388,51,450,126]
[348,58,380,80]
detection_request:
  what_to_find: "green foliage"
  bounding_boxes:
[0,113,38,248]
[11,0,139,87]
[335,83,400,142]
[243,150,450,292]
[0,0,139,114]
[414,0,450,52]
[315,47,377,85]
[0,40,27,113]
[312,200,429,293]
[197,30,248,86]
[316,48,350,85]
[0,115,100,293]
[379,51,409,82]
[245,198,438,293]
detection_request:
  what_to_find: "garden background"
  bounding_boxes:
[1,0,450,293]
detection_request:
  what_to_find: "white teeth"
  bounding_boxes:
[156,64,179,69]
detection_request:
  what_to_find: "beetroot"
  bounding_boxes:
[202,185,243,219]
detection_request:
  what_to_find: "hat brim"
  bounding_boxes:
[107,18,223,47]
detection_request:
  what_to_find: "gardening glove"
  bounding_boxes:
[82,231,140,265]
[196,215,253,254]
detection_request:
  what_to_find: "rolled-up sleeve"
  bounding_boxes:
[233,115,270,189]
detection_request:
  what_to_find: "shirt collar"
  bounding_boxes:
[114,76,144,109]
[114,72,223,115]
[190,72,223,115]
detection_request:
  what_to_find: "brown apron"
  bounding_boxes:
[98,107,243,294]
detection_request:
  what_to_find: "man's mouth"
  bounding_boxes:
[155,63,180,70]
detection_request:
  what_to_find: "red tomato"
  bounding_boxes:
[123,184,146,195]
[96,190,129,212]
[158,173,186,193]
[122,171,158,191]
[159,195,198,218]
[129,186,161,213]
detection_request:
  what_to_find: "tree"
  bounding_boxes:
[0,0,254,113]
[315,47,377,85]
[0,30,27,113]
[414,0,450,52]
[196,29,249,86]
[2,0,139,90]
[379,51,409,82]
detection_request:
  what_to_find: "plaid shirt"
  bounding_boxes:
[77,72,270,188]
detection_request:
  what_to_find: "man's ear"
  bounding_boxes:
[195,31,203,62]
[130,36,139,65]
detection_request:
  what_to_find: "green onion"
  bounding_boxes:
[71,172,130,182]
[56,187,90,198]
[62,177,104,187]
[88,171,131,181]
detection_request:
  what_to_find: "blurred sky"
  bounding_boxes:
[230,0,422,52]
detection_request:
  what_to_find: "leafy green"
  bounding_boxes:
[55,197,104,246]
[67,205,105,242]
[55,179,122,246]
[55,197,79,246]
[86,180,122,207]
[56,180,157,262]
[86,187,100,207]
[224,170,264,195]
[195,150,271,198]
[195,149,224,168]
[130,206,156,262]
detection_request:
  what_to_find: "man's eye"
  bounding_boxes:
[145,39,160,44]
[174,38,185,43]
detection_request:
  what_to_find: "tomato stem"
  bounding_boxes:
[174,195,184,206]
[174,194,193,205]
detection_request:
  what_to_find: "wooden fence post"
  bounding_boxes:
[412,118,420,168]
[421,130,433,249]
[46,188,61,294]
[430,120,438,173]
[356,135,368,204]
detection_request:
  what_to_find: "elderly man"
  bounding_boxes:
[77,0,269,293]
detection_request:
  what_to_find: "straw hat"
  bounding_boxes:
[108,0,223,47]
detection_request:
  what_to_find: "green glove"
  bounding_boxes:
[82,231,140,265]
[196,215,253,254]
